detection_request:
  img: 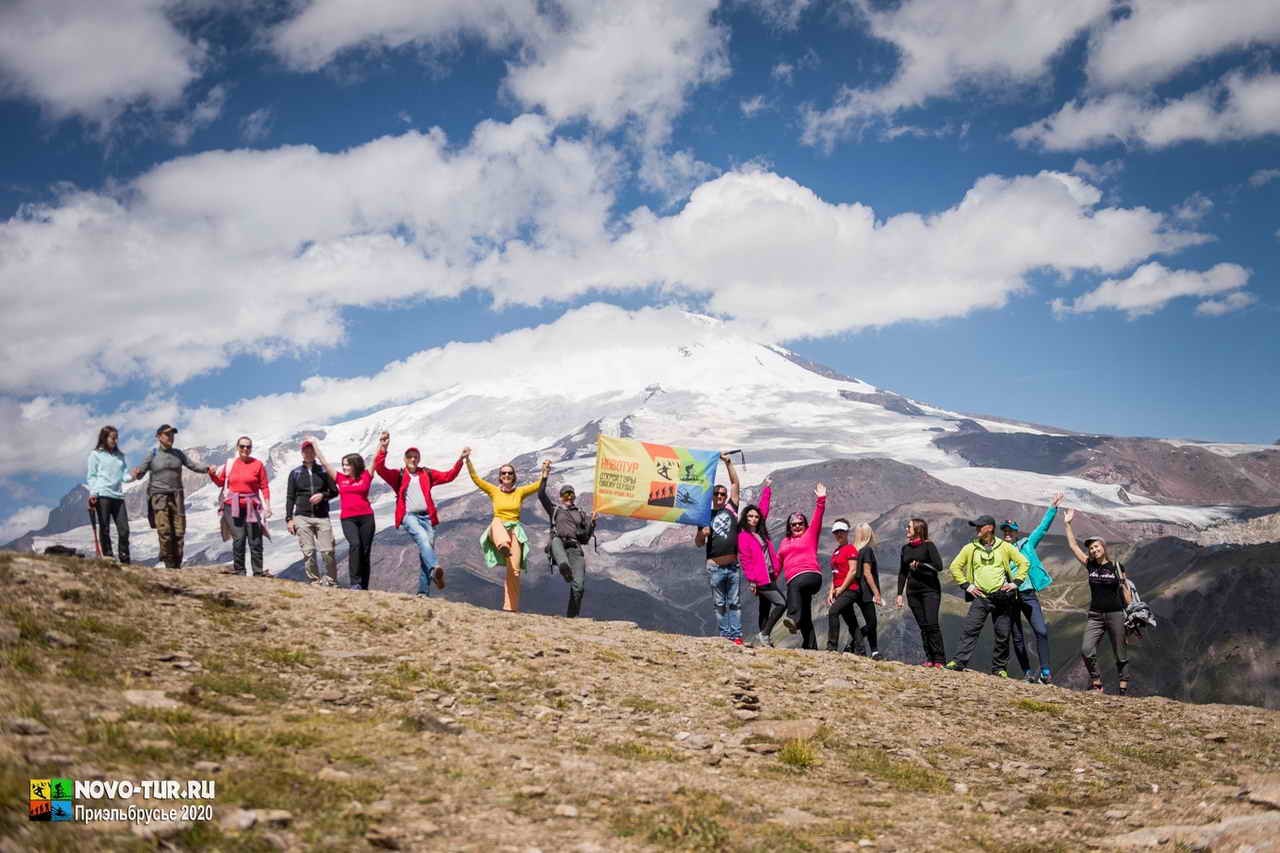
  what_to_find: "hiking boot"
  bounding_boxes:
[1039,669,1052,685]
[870,651,882,661]
[943,661,962,671]
[756,632,774,648]
[994,669,1009,678]
[1024,671,1038,683]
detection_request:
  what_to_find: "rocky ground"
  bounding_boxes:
[2,552,1279,852]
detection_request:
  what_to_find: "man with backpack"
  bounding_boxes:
[538,470,597,618]
[1000,492,1063,684]
[286,440,340,586]
[945,514,1031,676]
[132,424,217,569]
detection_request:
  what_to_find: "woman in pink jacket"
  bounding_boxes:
[738,479,785,647]
[765,482,826,649]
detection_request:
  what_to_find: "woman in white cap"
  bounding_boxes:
[825,518,862,652]
[1064,509,1132,694]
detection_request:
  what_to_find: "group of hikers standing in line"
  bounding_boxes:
[85,426,1135,692]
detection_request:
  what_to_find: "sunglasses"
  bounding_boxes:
[712,490,728,497]
[499,470,515,477]
[789,521,806,528]
[238,443,252,450]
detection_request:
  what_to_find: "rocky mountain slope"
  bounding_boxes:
[2,552,1279,852]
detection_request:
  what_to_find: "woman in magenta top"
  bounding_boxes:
[763,482,826,649]
[312,440,376,591]
[208,435,272,577]
[737,479,785,646]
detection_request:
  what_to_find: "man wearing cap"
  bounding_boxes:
[538,468,597,618]
[131,424,216,569]
[373,431,467,598]
[945,514,1031,676]
[286,440,340,586]
[694,453,743,645]
[1000,492,1063,684]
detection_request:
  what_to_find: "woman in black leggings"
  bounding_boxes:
[764,483,826,649]
[851,523,884,659]
[897,518,946,667]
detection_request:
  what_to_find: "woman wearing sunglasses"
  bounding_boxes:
[468,454,547,612]
[765,482,826,649]
[208,436,272,577]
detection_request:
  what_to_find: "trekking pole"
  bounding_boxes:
[87,505,102,559]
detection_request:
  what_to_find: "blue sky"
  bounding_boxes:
[1,0,1278,536]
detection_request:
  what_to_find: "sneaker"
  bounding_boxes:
[732,637,744,646]
[1039,669,1052,684]
[920,661,934,668]
[994,669,1009,678]
[943,661,962,671]
[870,651,882,661]
[781,616,797,633]
[1024,671,1038,683]
[756,632,774,648]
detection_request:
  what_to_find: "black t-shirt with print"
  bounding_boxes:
[1086,558,1126,613]
[705,501,740,561]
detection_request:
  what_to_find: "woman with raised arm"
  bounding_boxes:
[737,479,785,647]
[897,518,946,667]
[766,482,826,650]
[468,454,546,613]
[310,438,376,591]
[1064,509,1132,695]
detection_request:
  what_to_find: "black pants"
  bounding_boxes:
[226,506,264,575]
[93,497,130,563]
[766,572,821,649]
[907,585,945,664]
[826,588,861,650]
[857,599,878,653]
[954,593,1017,671]
[755,580,787,632]
[341,514,376,589]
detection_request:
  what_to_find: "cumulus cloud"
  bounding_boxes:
[1013,70,1280,151]
[1051,262,1252,318]
[0,504,52,541]
[1249,168,1280,188]
[1070,158,1124,183]
[1173,191,1214,223]
[801,0,1109,147]
[171,84,226,145]
[0,0,207,127]
[741,0,814,31]
[1085,0,1280,90]
[0,115,621,395]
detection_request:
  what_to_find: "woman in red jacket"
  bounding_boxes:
[764,482,826,649]
[209,435,272,577]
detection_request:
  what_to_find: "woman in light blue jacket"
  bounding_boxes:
[87,425,133,563]
[1000,491,1063,684]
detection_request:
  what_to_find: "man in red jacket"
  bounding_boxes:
[373,431,467,598]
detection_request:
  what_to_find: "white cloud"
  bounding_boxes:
[0,115,621,395]
[742,0,814,31]
[1051,262,1251,318]
[1249,168,1280,188]
[1173,191,1214,223]
[1195,290,1257,317]
[0,504,52,541]
[1013,70,1280,151]
[0,0,207,127]
[740,94,770,118]
[771,62,795,84]
[801,0,1109,148]
[1070,158,1124,183]
[269,0,727,151]
[171,84,226,145]
[637,148,721,206]
[240,107,272,143]
[1085,0,1280,90]
[473,168,1214,340]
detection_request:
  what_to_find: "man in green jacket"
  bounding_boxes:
[945,514,1031,676]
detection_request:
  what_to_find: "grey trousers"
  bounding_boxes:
[296,516,336,582]
[1081,610,1128,680]
[551,538,587,617]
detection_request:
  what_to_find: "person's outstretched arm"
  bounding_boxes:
[373,432,400,489]
[1063,509,1089,565]
[176,448,207,475]
[1027,492,1063,551]
[466,457,498,498]
[806,483,826,545]
[311,439,339,483]
[758,478,772,518]
[537,471,554,517]
[428,449,468,485]
[722,453,740,507]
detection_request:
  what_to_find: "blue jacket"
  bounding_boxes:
[1015,506,1056,592]
[87,449,130,499]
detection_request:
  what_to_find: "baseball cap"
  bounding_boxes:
[404,446,420,457]
[300,440,314,449]
[155,424,177,436]
[1083,537,1105,549]
[969,514,996,529]
[1000,519,1020,532]
[559,484,576,496]
[830,520,850,533]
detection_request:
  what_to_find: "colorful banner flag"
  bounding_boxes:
[593,435,719,527]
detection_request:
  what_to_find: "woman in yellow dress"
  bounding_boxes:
[467,452,547,612]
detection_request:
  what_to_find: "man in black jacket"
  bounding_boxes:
[286,440,340,586]
[539,468,596,618]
